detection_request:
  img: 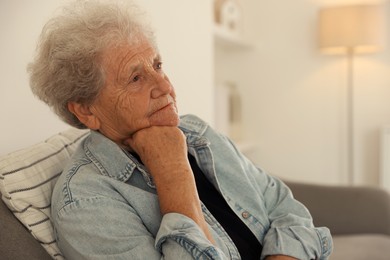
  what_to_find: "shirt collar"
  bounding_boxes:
[83,114,210,182]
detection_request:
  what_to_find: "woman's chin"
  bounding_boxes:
[150,115,180,127]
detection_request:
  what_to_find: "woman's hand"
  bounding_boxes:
[124,126,214,244]
[124,126,188,173]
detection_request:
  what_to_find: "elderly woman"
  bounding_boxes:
[28,1,332,259]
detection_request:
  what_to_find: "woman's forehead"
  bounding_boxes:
[101,40,159,83]
[103,39,158,67]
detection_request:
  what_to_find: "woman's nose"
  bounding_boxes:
[151,74,173,98]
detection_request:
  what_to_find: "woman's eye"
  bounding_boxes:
[131,75,140,82]
[155,62,162,70]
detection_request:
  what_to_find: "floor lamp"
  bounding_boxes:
[318,4,385,184]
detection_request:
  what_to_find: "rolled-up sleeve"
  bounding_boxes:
[262,225,332,259]
[156,213,228,259]
[260,175,333,259]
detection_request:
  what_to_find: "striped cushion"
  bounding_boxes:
[0,128,89,259]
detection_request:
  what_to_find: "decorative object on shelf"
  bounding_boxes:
[215,83,231,137]
[318,4,386,185]
[228,82,242,141]
[214,0,243,35]
[215,81,242,141]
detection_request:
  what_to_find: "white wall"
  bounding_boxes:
[0,0,214,156]
[237,0,390,186]
[2,0,389,187]
[0,0,67,156]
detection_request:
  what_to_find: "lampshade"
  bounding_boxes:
[319,4,386,54]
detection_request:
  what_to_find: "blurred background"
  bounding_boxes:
[1,0,389,188]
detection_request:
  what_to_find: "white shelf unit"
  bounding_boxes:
[213,23,255,156]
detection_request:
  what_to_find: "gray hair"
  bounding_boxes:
[28,0,156,128]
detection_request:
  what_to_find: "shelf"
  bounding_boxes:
[213,24,252,50]
[213,23,252,146]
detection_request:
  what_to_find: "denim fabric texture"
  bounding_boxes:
[51,114,333,259]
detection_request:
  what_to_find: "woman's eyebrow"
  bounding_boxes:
[117,62,140,83]
[153,54,162,64]
[118,52,162,81]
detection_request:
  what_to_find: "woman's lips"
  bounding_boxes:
[148,101,179,126]
[150,96,177,116]
[158,102,174,112]
[156,103,178,118]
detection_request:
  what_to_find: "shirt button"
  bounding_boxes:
[323,240,328,249]
[242,211,250,219]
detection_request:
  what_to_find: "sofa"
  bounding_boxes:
[286,181,390,259]
[1,128,390,259]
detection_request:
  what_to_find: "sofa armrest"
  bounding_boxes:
[0,196,52,260]
[285,181,390,236]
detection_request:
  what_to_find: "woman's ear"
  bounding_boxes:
[67,102,100,130]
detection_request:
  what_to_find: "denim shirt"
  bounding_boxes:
[51,114,333,260]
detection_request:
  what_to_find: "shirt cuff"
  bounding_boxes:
[155,213,226,259]
[261,226,333,260]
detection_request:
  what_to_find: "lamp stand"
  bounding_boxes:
[347,48,355,185]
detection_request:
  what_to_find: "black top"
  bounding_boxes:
[188,154,263,259]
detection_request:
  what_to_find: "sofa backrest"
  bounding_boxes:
[0,128,89,259]
[0,193,52,259]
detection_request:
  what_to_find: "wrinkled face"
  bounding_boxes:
[90,38,179,144]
